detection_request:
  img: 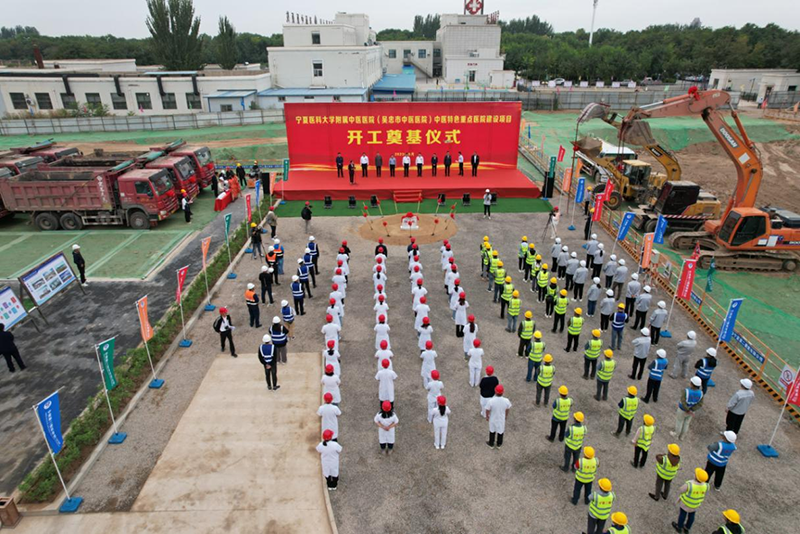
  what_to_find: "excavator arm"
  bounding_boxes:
[602,112,682,183]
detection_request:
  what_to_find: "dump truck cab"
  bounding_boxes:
[152,140,215,189]
[0,155,44,175]
[117,167,180,226]
[10,140,82,163]
[136,151,200,198]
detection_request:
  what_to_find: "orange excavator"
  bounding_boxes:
[619,88,800,272]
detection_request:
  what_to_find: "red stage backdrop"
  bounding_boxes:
[284,101,522,170]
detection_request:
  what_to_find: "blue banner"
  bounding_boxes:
[653,215,668,244]
[719,298,744,342]
[36,391,64,454]
[575,178,586,204]
[254,179,261,207]
[732,331,765,363]
[617,212,635,241]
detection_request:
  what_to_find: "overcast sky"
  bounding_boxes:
[5,0,798,38]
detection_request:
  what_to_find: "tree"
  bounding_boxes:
[145,0,204,71]
[216,16,237,69]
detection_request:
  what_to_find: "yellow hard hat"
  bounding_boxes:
[542,263,549,269]
[588,186,593,191]
[722,510,740,524]
[558,385,568,395]
[486,243,492,249]
[618,303,625,308]
[604,349,613,358]
[550,277,557,284]
[592,329,601,337]
[575,307,582,315]
[598,478,612,492]
[512,290,519,297]
[695,468,709,482]
[497,260,504,267]
[505,276,512,283]
[574,411,585,422]
[236,162,242,167]
[611,512,628,526]
[590,208,596,213]
[584,446,595,459]
[483,236,489,241]
[525,311,533,319]
[534,331,543,339]
[529,243,536,249]
[560,289,567,297]
[643,414,655,426]
[668,443,681,456]
[522,236,528,241]
[250,222,257,227]
[492,250,499,256]
[544,354,553,363]
[536,254,542,260]
[627,385,638,396]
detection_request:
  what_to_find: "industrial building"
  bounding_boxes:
[709,68,800,100]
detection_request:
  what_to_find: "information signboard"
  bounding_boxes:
[19,253,76,306]
[0,286,28,328]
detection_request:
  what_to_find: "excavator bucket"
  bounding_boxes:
[576,102,610,124]
[573,137,605,159]
[620,119,656,148]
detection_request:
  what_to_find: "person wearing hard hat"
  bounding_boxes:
[430,395,451,450]
[479,366,499,416]
[571,446,598,505]
[181,189,193,223]
[316,429,342,490]
[573,260,589,300]
[245,282,262,327]
[485,384,512,449]
[705,431,737,491]
[259,265,275,306]
[595,349,616,401]
[524,243,537,281]
[266,205,278,238]
[318,394,341,440]
[250,223,264,259]
[415,295,432,333]
[467,339,484,387]
[290,275,306,316]
[530,254,543,290]
[611,302,628,350]
[611,258,628,300]
[373,265,386,293]
[585,233,599,267]
[418,316,433,351]
[591,242,605,279]
[649,300,668,344]
[376,358,398,409]
[631,413,656,468]
[303,246,317,288]
[714,509,744,534]
[273,238,285,275]
[336,246,350,281]
[271,314,290,362]
[376,237,388,258]
[507,290,521,332]
[375,401,399,455]
[550,237,562,270]
[725,378,754,434]
[671,376,704,440]
[536,263,550,303]
[544,277,558,318]
[375,340,393,373]
[322,363,341,405]
[547,385,573,442]
[603,254,618,289]
[561,411,585,472]
[599,289,616,331]
[583,329,603,380]
[266,246,279,285]
[671,331,697,379]
[517,311,535,356]
[71,244,88,286]
[536,354,556,404]
[258,334,278,390]
[672,468,709,533]
[489,250,502,293]
[462,314,478,359]
[552,288,570,333]
[624,272,641,320]
[500,276,514,319]
[297,257,314,298]
[632,285,652,330]
[606,512,630,534]
[586,477,615,534]
[441,242,454,271]
[527,331,546,382]
[482,188,491,218]
[630,327,652,380]
[426,370,444,422]
[613,386,639,437]
[480,238,492,280]
[308,235,320,275]
[374,295,389,325]
[454,292,469,337]
[556,245,570,280]
[518,235,529,272]
[412,273,427,305]
[649,443,682,501]
[213,307,237,357]
[374,314,391,350]
[564,307,583,352]
[421,340,438,388]
[694,348,718,394]
[494,260,507,302]
[586,277,602,317]
[642,349,669,403]
[323,340,341,377]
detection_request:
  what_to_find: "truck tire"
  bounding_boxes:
[34,212,60,231]
[644,218,658,233]
[60,213,84,231]
[606,191,623,210]
[128,211,150,230]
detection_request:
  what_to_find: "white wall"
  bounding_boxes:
[258,93,365,110]
[490,70,515,89]
[439,24,501,57]
[709,69,797,93]
[282,25,357,47]
[42,59,138,72]
[380,41,434,76]
[334,13,372,45]
[758,74,800,98]
[443,57,504,84]
[208,94,256,112]
[268,47,382,88]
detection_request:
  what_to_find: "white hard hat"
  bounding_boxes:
[606,289,614,296]
[570,251,577,258]
[268,246,275,252]
[262,334,272,343]
[281,300,288,306]
[273,316,281,324]
[268,268,274,273]
[297,258,304,264]
[687,331,696,339]
[690,376,702,387]
[562,245,568,252]
[618,259,626,266]
[555,237,562,244]
[292,275,299,281]
[593,277,600,284]
[591,233,597,239]
[261,265,268,272]
[740,378,752,389]
[274,238,280,244]
[485,188,490,193]
[723,431,737,443]
[72,244,80,250]
[305,248,312,254]
[580,260,586,267]
[631,273,639,280]
[641,327,650,336]
[644,285,651,293]
[658,301,666,309]
[247,283,255,290]
[706,347,717,357]
[309,236,316,241]
[656,349,667,358]
[598,243,604,249]
[610,254,617,261]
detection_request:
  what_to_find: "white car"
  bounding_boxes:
[552,78,566,86]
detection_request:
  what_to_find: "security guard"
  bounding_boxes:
[571,446,598,505]
[517,311,535,356]
[526,331,545,380]
[705,431,738,491]
[672,468,709,533]
[583,329,603,380]
[587,478,615,534]
[297,257,313,298]
[631,413,655,468]
[547,385,573,442]
[649,443,682,501]
[245,282,261,328]
[488,249,500,290]
[524,243,536,281]
[595,349,616,401]
[613,386,639,437]
[493,260,507,303]
[518,235,529,272]
[536,263,550,302]
[507,290,521,333]
[565,307,583,352]
[291,275,306,315]
[561,411,585,472]
[552,289,570,333]
[535,353,555,405]
[500,276,514,319]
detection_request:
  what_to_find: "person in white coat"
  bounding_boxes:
[445,264,459,295]
[463,315,478,359]
[408,255,422,276]
[410,268,424,292]
[486,384,512,449]
[373,256,388,277]
[426,370,444,422]
[418,318,433,351]
[430,396,451,450]
[330,284,344,317]
[332,268,347,299]
[468,338,484,387]
[412,278,427,307]
[440,243,453,271]
[375,340,394,371]
[420,340,438,387]
[322,315,341,351]
[374,295,389,324]
[374,315,391,350]
[322,364,341,404]
[376,359,398,408]
[373,268,386,292]
[454,292,469,337]
[336,250,350,278]
[449,280,462,318]
[373,284,386,304]
[326,298,342,328]
[323,340,341,376]
[414,297,431,332]
[317,393,342,440]
[316,429,342,490]
[375,401,399,454]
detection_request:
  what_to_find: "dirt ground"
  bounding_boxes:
[358,213,458,245]
[72,136,287,155]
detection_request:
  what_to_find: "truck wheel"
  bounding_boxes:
[128,211,150,230]
[606,191,623,210]
[60,213,84,231]
[644,218,658,233]
[34,212,60,231]
[783,259,798,272]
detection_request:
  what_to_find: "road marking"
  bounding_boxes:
[6,233,84,280]
[0,234,32,254]
[85,232,146,276]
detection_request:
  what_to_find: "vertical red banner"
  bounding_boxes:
[246,194,252,222]
[562,168,573,193]
[201,236,211,270]
[641,232,655,269]
[176,265,189,302]
[592,193,605,222]
[676,259,697,299]
[557,145,566,162]
[136,295,154,342]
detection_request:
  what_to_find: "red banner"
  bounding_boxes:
[136,295,154,342]
[562,168,573,193]
[557,145,566,162]
[605,180,615,197]
[676,259,697,299]
[245,194,252,222]
[284,102,522,168]
[641,232,655,269]
[201,237,211,270]
[592,193,605,222]
[789,377,800,407]
[176,265,189,302]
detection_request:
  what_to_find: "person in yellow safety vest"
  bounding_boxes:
[536,264,550,303]
[530,254,542,291]
[561,411,585,472]
[524,243,536,281]
[673,468,709,533]
[714,509,744,534]
[500,276,514,319]
[587,478,615,534]
[493,260,507,303]
[595,349,616,401]
[527,331,545,380]
[547,385,573,442]
[535,353,554,405]
[571,446,598,505]
[607,512,631,534]
[552,288,570,333]
[631,413,655,468]
[488,250,499,291]
[544,277,558,317]
[507,290,521,333]
[649,443,682,502]
[613,385,639,437]
[583,329,603,380]
[481,239,491,280]
[517,311,535,357]
[518,235,528,272]
[565,307,584,352]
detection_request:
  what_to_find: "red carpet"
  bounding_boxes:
[278,167,541,201]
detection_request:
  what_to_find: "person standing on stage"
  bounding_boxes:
[375,152,383,177]
[444,151,452,176]
[471,151,480,176]
[403,153,411,177]
[335,152,344,177]
[360,152,369,177]
[348,160,356,185]
[431,153,438,176]
[458,151,464,176]
[389,154,396,177]
[416,153,424,177]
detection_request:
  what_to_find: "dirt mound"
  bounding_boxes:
[357,213,458,245]
[73,136,287,156]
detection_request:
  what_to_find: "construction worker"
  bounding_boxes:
[603,254,618,289]
[518,236,529,271]
[297,257,313,298]
[485,384,512,449]
[694,348,718,394]
[642,349,669,403]
[517,310,534,356]
[631,413,655,468]
[585,233,599,267]
[479,366,498,417]
[488,250,500,291]
[573,260,589,300]
[550,237,562,271]
[595,349,615,401]
[649,300,668,344]
[527,330,545,379]
[524,243,536,281]
[565,251,579,290]
[725,379,754,434]
[291,275,305,315]
[599,289,616,331]
[649,443,682,501]
[493,260,506,303]
[561,411,585,472]
[586,478,615,534]
[671,331,697,379]
[591,242,605,279]
[245,283,261,328]
[610,303,627,350]
[481,240,491,280]
[613,386,639,437]
[624,272,641,320]
[564,307,583,352]
[671,376,704,441]
[536,263,550,302]
[631,285,652,330]
[571,446,597,505]
[544,277,558,318]
[705,431,737,491]
[507,290,521,332]
[630,328,652,380]
[557,245,570,279]
[612,258,628,300]
[583,329,603,380]
[530,255,542,292]
[586,277,602,317]
[536,354,555,405]
[547,385,573,442]
[672,468,709,533]
[308,235,320,275]
[552,288,569,333]
[713,509,744,534]
[605,512,630,534]
[500,276,514,319]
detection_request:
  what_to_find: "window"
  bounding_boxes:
[10,92,28,110]
[85,93,101,106]
[433,48,441,58]
[161,92,177,109]
[61,93,78,109]
[220,104,233,112]
[35,93,53,110]
[135,181,153,196]
[111,93,128,110]
[311,31,321,45]
[403,49,411,58]
[468,70,476,82]
[186,93,202,110]
[789,85,798,92]
[304,96,314,100]
[278,96,286,102]
[388,49,396,59]
[731,215,766,246]
[418,49,427,59]
[312,61,323,77]
[136,93,152,110]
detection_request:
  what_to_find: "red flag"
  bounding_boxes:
[449,212,455,219]
[136,295,154,342]
[557,145,566,162]
[176,265,189,302]
[592,193,605,222]
[641,232,655,269]
[605,180,615,197]
[789,376,800,407]
[676,259,697,299]
[245,194,252,222]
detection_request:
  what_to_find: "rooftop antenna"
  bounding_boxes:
[588,0,599,47]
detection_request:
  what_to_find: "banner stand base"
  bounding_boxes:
[280,200,286,205]
[179,339,193,348]
[149,378,165,389]
[660,330,673,338]
[204,303,216,311]
[245,248,253,254]
[108,432,127,445]
[59,497,83,513]
[227,273,238,279]
[568,225,576,231]
[262,229,268,234]
[757,444,779,458]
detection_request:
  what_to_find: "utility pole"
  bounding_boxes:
[589,0,599,47]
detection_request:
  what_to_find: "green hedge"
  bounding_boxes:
[18,207,259,503]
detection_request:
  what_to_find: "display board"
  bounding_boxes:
[19,252,77,306]
[0,286,28,329]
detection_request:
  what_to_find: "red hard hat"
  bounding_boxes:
[327,340,335,348]
[269,206,275,211]
[382,400,392,411]
[377,284,384,290]
[325,364,334,373]
[417,278,423,285]
[323,429,334,440]
[326,314,333,322]
[380,340,388,349]
[412,244,418,249]
[420,296,427,304]
[414,265,420,272]
[423,316,430,324]
[467,314,475,322]
[305,201,310,206]
[459,291,466,298]
[339,247,345,253]
[378,238,384,243]
[446,244,451,250]
[431,369,440,379]
[426,340,433,349]
[486,366,494,376]
[437,395,446,406]
[410,236,416,242]
[382,359,390,368]
[377,257,383,263]
[495,385,504,395]
[329,298,336,305]
[337,260,343,266]
[414,255,419,261]
[443,239,449,245]
[451,265,457,271]
[335,268,342,275]
[449,257,455,263]
[376,266,382,272]
[378,314,385,322]
[332,283,338,290]
[324,392,333,403]
[342,240,347,245]
[379,295,385,301]
[473,339,481,347]
[219,307,228,314]
[454,278,461,285]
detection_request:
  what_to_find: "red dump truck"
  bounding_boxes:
[0,164,179,230]
[150,140,215,189]
[9,139,82,163]
[85,150,200,198]
[0,154,44,175]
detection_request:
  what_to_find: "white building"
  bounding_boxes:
[381,41,438,79]
[709,68,800,98]
[436,14,506,85]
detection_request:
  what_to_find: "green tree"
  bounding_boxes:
[145,0,204,70]
[216,16,238,69]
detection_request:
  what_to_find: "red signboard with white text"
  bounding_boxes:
[676,259,697,299]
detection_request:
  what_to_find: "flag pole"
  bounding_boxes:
[661,259,683,338]
[136,298,163,388]
[178,294,191,347]
[758,362,800,458]
[203,263,214,310]
[94,341,126,444]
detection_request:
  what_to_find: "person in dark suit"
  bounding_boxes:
[214,308,237,358]
[444,151,452,176]
[348,160,356,185]
[72,244,87,286]
[431,153,438,176]
[235,163,246,186]
[0,323,25,373]
[375,152,383,177]
[471,151,480,176]
[335,153,344,177]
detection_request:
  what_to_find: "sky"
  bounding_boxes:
[4,0,798,38]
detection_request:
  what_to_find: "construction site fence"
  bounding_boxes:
[519,135,798,418]
[0,109,285,136]
[765,91,800,109]
[764,108,800,123]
